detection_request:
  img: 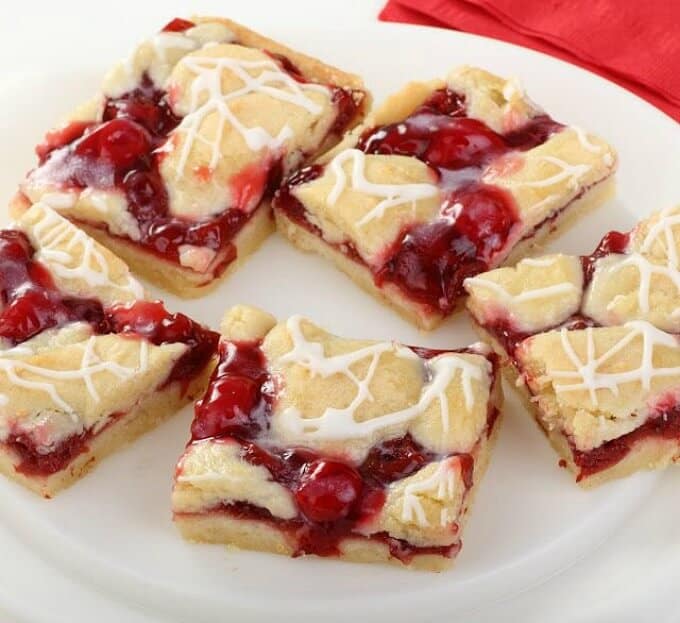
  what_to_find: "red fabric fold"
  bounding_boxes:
[380,0,680,121]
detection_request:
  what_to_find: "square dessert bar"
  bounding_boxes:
[12,17,369,297]
[465,205,680,487]
[172,305,502,570]
[273,66,617,329]
[0,202,218,497]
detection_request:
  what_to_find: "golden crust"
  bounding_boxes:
[174,513,454,571]
[8,195,274,299]
[484,127,616,230]
[173,390,502,570]
[161,43,341,219]
[0,332,186,438]
[446,66,541,133]
[465,254,583,333]
[192,16,368,98]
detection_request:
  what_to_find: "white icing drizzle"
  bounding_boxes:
[0,395,7,406]
[595,206,680,314]
[401,461,457,527]
[119,33,199,93]
[326,148,439,227]
[277,316,486,441]
[31,205,144,299]
[570,126,603,153]
[170,54,330,177]
[550,321,680,405]
[513,156,591,190]
[570,126,614,167]
[605,253,680,313]
[465,275,579,304]
[0,336,149,416]
[640,205,680,268]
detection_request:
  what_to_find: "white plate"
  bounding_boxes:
[1,2,680,622]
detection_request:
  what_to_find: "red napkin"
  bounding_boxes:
[380,0,680,122]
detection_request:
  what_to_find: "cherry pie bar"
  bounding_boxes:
[12,17,369,297]
[273,66,617,329]
[465,204,680,487]
[0,202,218,497]
[172,305,502,570]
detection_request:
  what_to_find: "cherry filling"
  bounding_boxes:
[29,24,363,272]
[0,230,107,344]
[0,230,218,476]
[161,18,195,33]
[275,88,564,313]
[182,338,499,561]
[572,402,680,482]
[581,229,630,282]
[8,431,92,479]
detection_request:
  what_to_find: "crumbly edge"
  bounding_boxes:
[274,209,444,329]
[173,516,452,571]
[502,175,616,266]
[471,322,679,488]
[191,17,372,160]
[0,360,215,498]
[192,16,371,110]
[274,175,615,331]
[172,373,503,571]
[10,194,274,298]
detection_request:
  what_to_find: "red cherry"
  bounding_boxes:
[295,459,363,523]
[27,262,55,289]
[75,119,150,170]
[329,88,360,136]
[35,121,92,162]
[448,184,519,262]
[109,300,195,343]
[123,170,169,223]
[104,93,180,136]
[224,346,268,381]
[0,231,32,262]
[106,97,161,132]
[418,88,466,116]
[360,435,431,485]
[423,118,506,169]
[191,376,260,439]
[109,300,167,337]
[0,290,64,342]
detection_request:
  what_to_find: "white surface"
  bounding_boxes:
[1,1,680,622]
